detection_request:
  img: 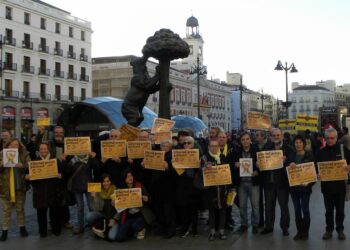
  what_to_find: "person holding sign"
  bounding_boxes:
[26,142,63,238]
[100,129,128,188]
[202,140,231,241]
[109,169,150,241]
[62,151,100,235]
[0,138,31,241]
[174,136,201,238]
[233,132,260,234]
[260,128,294,236]
[86,174,117,239]
[316,128,350,240]
[288,135,315,241]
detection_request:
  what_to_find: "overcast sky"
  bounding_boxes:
[45,0,350,100]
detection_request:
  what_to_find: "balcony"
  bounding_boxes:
[38,44,49,53]
[3,63,17,71]
[67,51,76,59]
[22,41,33,50]
[80,74,89,82]
[6,13,12,20]
[38,68,50,76]
[40,93,51,101]
[4,91,20,98]
[67,72,77,80]
[54,70,64,78]
[80,54,88,62]
[4,36,16,46]
[21,92,40,100]
[21,65,35,74]
[54,48,63,56]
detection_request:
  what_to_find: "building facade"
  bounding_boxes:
[0,0,92,139]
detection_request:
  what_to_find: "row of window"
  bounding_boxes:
[5,6,86,41]
[2,30,88,62]
[3,52,89,81]
[291,97,334,103]
[4,79,86,102]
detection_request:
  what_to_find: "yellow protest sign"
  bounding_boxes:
[151,118,175,133]
[295,114,318,132]
[101,140,127,158]
[279,119,296,134]
[114,188,143,209]
[286,162,317,186]
[257,150,283,171]
[154,131,172,144]
[28,159,58,180]
[126,141,152,159]
[226,190,237,206]
[144,150,165,171]
[317,160,349,181]
[87,183,102,193]
[172,149,200,168]
[247,111,271,130]
[64,137,91,155]
[203,164,232,187]
[119,124,141,141]
[36,117,51,126]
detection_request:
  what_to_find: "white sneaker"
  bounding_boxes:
[136,228,146,240]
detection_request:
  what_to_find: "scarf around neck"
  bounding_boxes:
[220,144,228,157]
[100,184,116,200]
[39,153,51,161]
[209,151,221,165]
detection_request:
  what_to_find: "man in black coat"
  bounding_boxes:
[316,127,350,240]
[260,128,294,236]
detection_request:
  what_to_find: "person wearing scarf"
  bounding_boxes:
[63,151,100,235]
[0,138,30,241]
[26,142,63,237]
[202,139,230,241]
[87,174,116,238]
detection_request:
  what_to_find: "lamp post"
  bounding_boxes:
[190,55,207,120]
[257,89,270,113]
[274,60,298,119]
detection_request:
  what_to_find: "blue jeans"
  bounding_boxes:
[74,192,92,230]
[86,211,104,226]
[109,214,145,241]
[290,192,310,221]
[239,182,260,226]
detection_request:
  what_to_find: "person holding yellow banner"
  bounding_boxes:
[288,135,315,241]
[26,142,63,238]
[0,138,31,241]
[316,128,350,240]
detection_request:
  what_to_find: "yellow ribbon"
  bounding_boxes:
[10,168,15,203]
[175,168,185,176]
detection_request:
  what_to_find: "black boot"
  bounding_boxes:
[0,230,8,241]
[293,218,302,240]
[301,218,310,240]
[20,226,28,237]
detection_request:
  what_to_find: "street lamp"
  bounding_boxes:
[190,55,207,120]
[257,89,270,113]
[274,60,298,119]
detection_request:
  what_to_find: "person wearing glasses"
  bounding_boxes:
[175,136,201,238]
[260,128,294,236]
[316,127,350,240]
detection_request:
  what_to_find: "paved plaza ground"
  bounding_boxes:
[1,183,350,250]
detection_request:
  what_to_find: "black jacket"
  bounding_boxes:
[260,141,294,188]
[233,146,260,186]
[288,150,315,193]
[316,143,350,194]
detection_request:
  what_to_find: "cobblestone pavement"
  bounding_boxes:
[1,183,350,249]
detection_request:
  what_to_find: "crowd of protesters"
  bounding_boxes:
[0,124,350,243]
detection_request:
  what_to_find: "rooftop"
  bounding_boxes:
[293,85,330,91]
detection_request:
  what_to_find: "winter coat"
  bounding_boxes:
[29,156,63,208]
[316,143,350,194]
[288,150,315,193]
[233,146,260,186]
[0,148,31,200]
